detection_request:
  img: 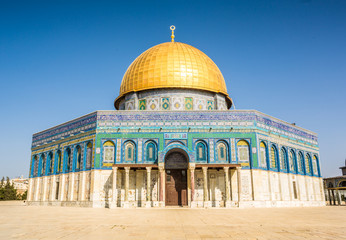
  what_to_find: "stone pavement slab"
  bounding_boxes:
[0,201,345,240]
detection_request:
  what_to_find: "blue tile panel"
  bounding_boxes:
[30,109,321,179]
[32,112,97,148]
[31,110,318,148]
[96,110,317,143]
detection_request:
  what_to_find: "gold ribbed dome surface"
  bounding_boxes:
[115,42,231,108]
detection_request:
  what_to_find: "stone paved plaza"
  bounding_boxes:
[0,201,345,240]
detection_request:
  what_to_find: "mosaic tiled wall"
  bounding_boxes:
[119,89,227,111]
[32,112,97,148]
[30,108,321,179]
[96,110,317,144]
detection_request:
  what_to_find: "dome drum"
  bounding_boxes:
[118,89,228,111]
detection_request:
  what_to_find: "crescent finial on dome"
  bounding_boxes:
[170,25,175,42]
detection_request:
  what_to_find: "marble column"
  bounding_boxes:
[237,167,242,204]
[190,165,196,207]
[34,178,40,201]
[159,165,165,207]
[332,190,336,205]
[336,190,341,205]
[78,172,84,201]
[123,167,130,208]
[304,176,310,201]
[69,173,75,201]
[230,169,238,201]
[110,167,118,208]
[328,189,332,205]
[50,175,56,201]
[42,177,48,201]
[146,167,152,208]
[27,178,34,202]
[202,167,210,207]
[224,167,231,208]
[59,174,65,201]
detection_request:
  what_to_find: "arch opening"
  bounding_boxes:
[164,148,188,206]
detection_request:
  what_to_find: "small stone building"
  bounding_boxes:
[324,160,346,205]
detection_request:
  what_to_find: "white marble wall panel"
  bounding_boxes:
[151,171,158,201]
[135,171,145,207]
[195,170,204,201]
[230,169,238,201]
[279,173,290,201]
[85,172,91,200]
[240,170,252,201]
[129,170,136,201]
[64,176,69,201]
[216,171,225,207]
[297,175,307,200]
[252,170,270,201]
[117,171,124,204]
[270,172,280,200]
[46,178,51,201]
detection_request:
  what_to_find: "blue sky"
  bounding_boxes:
[0,0,345,178]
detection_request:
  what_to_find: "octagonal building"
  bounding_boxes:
[27,32,325,208]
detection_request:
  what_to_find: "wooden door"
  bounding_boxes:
[165,170,187,206]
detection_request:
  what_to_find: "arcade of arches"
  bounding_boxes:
[103,148,240,208]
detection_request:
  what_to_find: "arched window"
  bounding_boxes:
[312,156,318,175]
[270,145,278,169]
[280,147,287,170]
[339,181,346,187]
[65,148,72,172]
[196,141,207,162]
[216,141,228,162]
[103,141,115,164]
[289,150,296,172]
[298,152,304,173]
[259,142,267,168]
[41,154,46,176]
[124,141,135,162]
[305,154,311,174]
[56,150,62,173]
[146,141,157,162]
[48,152,53,174]
[32,155,38,177]
[237,140,250,163]
[75,146,82,169]
[86,142,93,169]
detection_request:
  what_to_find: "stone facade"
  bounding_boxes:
[27,110,325,208]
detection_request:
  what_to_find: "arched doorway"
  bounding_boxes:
[165,149,188,206]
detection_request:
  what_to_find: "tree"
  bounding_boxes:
[0,176,18,201]
[0,177,4,188]
[20,190,27,200]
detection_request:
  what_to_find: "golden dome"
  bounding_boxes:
[114,42,232,108]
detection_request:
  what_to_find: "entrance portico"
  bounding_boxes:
[109,161,241,208]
